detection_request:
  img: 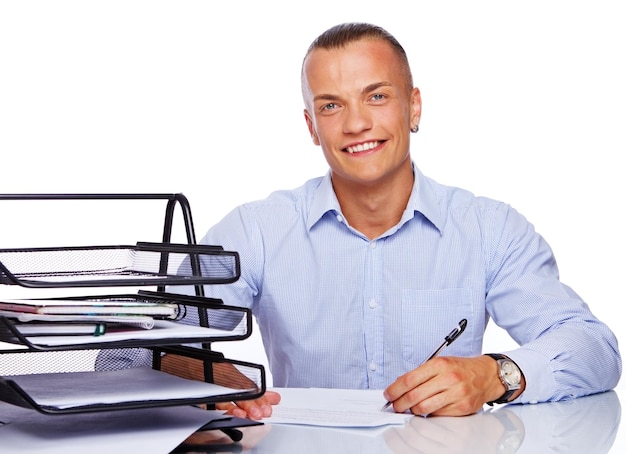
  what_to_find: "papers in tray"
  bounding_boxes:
[0,298,178,318]
[0,297,248,347]
[8,367,242,410]
[0,310,157,329]
[13,320,232,347]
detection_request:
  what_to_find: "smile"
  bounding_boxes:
[344,141,381,154]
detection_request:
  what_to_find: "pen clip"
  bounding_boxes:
[444,319,467,346]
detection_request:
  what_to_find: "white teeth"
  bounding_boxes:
[346,141,377,153]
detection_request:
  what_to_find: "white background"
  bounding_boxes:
[1,1,624,388]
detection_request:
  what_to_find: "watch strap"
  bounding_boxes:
[485,353,519,406]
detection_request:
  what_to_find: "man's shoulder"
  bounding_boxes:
[422,177,526,241]
[207,177,325,242]
[425,175,506,212]
[240,176,324,213]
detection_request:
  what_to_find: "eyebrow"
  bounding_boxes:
[363,81,392,94]
[313,81,393,104]
[313,93,341,103]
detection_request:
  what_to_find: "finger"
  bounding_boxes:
[384,365,432,405]
[235,401,265,420]
[216,401,248,418]
[236,397,276,419]
[264,390,282,405]
[386,376,436,414]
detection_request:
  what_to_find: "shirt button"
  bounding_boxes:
[369,241,377,249]
[336,214,343,223]
[369,361,377,371]
[369,298,377,309]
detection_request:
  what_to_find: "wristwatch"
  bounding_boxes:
[485,353,523,405]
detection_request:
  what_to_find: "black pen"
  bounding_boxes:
[381,319,468,411]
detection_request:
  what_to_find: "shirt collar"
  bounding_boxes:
[405,165,444,234]
[306,163,444,234]
[307,172,341,231]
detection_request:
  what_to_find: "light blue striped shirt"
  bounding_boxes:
[200,165,621,403]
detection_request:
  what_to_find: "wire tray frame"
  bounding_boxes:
[0,347,266,415]
[0,242,240,288]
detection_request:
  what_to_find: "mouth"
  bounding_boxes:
[343,141,383,154]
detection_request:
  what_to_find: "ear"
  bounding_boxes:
[409,87,422,130]
[304,109,320,146]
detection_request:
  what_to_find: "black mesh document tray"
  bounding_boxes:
[0,346,266,415]
[0,291,252,352]
[0,241,240,288]
[0,194,267,431]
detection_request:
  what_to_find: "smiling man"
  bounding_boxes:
[198,23,621,420]
[302,36,419,240]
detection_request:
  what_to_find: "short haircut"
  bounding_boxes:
[301,22,414,95]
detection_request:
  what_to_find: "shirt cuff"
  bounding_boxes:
[502,348,556,404]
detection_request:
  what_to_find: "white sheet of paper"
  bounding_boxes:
[17,319,233,347]
[0,341,27,351]
[265,388,412,427]
[10,367,243,410]
[0,401,226,454]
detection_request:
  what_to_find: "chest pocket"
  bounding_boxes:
[400,288,479,367]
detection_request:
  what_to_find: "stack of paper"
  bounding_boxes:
[266,388,412,428]
[0,297,179,342]
[0,298,233,347]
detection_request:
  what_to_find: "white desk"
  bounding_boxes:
[2,387,624,453]
[177,388,625,454]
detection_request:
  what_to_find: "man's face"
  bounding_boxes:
[302,39,421,189]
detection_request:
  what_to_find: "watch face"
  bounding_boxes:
[502,360,521,386]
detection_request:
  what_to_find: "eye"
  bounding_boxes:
[370,93,387,102]
[318,102,342,116]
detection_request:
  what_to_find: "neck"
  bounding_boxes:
[333,162,414,240]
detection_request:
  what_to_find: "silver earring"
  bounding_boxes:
[410,125,419,133]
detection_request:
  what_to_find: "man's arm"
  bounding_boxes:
[483,204,621,404]
[384,203,620,416]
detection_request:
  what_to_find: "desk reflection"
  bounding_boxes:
[177,391,620,454]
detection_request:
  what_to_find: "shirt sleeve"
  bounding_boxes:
[483,202,621,403]
[198,204,263,311]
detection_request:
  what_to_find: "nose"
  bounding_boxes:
[342,103,372,134]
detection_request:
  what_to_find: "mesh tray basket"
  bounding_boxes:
[0,346,266,414]
[0,291,252,351]
[0,242,240,288]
